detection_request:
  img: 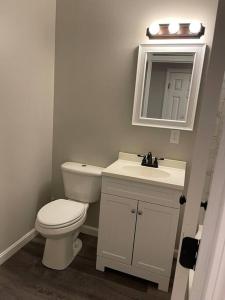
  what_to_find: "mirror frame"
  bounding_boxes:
[132,42,206,131]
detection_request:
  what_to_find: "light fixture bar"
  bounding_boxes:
[146,23,205,39]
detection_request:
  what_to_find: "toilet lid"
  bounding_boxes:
[37,199,86,227]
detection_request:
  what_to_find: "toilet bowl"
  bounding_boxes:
[35,162,103,270]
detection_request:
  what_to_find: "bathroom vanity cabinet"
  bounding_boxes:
[96,175,182,292]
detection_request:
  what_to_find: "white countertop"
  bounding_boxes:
[102,152,186,190]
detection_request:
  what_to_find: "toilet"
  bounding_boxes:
[35,162,103,270]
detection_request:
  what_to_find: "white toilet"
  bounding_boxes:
[35,162,103,270]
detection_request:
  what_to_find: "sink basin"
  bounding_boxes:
[102,152,186,190]
[122,165,170,179]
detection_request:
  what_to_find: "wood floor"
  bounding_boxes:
[0,234,172,300]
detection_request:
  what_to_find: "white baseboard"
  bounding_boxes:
[80,225,98,237]
[0,229,37,265]
[0,225,177,266]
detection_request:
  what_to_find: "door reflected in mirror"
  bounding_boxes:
[141,53,194,121]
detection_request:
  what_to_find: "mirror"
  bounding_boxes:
[132,43,206,130]
[142,53,194,121]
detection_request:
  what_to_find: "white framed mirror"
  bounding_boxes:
[132,42,206,131]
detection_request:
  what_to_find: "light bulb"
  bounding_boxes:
[168,22,180,34]
[189,21,202,34]
[149,23,160,35]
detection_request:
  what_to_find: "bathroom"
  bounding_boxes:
[0,0,225,299]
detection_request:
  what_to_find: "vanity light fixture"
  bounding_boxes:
[146,22,205,39]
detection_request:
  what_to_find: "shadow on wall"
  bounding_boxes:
[36,183,52,218]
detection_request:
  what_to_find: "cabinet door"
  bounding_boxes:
[132,201,179,277]
[97,193,138,265]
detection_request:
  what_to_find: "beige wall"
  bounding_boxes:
[0,0,56,253]
[53,0,217,228]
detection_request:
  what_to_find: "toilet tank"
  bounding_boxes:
[61,162,104,203]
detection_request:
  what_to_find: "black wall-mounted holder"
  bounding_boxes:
[200,201,208,210]
[179,195,187,205]
[179,237,200,269]
[179,195,208,211]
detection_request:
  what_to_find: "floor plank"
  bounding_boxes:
[0,234,172,300]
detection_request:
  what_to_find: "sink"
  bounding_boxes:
[122,165,170,179]
[102,152,186,190]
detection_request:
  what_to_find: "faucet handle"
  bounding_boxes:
[137,154,145,158]
[141,155,148,166]
[153,157,158,168]
[153,157,164,168]
[137,154,148,166]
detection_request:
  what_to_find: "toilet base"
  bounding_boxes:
[73,238,82,257]
[42,232,82,270]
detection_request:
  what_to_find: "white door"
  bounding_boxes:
[171,0,225,297]
[162,70,191,120]
[190,91,225,299]
[132,202,179,283]
[97,194,138,265]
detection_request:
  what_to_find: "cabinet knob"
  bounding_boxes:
[138,210,143,215]
[131,209,136,214]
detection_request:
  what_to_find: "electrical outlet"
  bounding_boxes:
[170,130,180,144]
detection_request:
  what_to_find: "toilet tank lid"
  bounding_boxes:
[61,162,104,176]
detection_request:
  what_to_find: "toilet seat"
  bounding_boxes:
[37,199,87,229]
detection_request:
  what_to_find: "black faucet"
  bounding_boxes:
[138,153,164,168]
[146,152,152,166]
